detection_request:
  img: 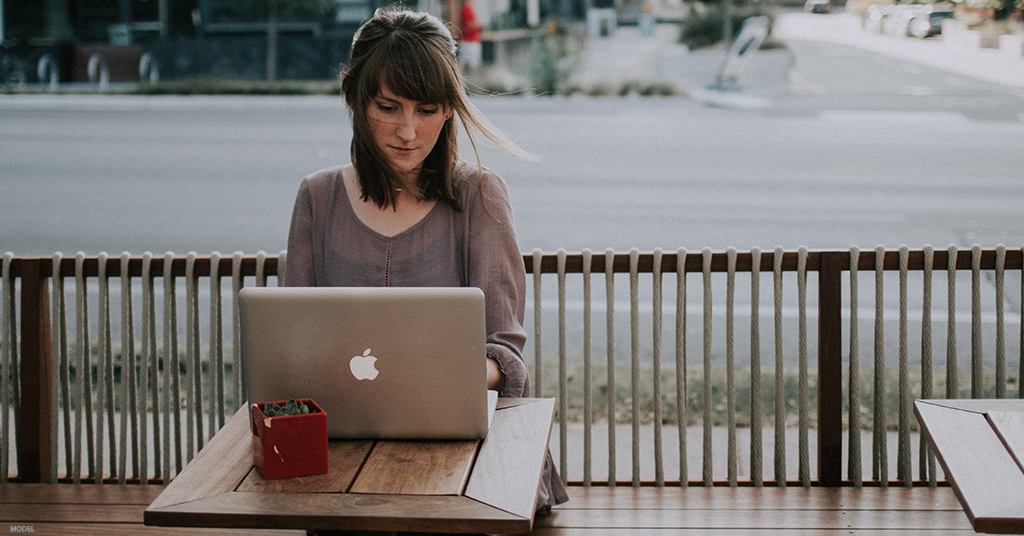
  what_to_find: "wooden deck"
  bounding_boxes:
[0,483,974,535]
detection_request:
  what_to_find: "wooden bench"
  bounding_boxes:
[2,483,973,534]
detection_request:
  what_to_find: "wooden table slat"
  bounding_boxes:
[986,411,1024,474]
[147,405,254,511]
[349,440,479,495]
[237,440,374,494]
[916,400,1024,534]
[148,491,527,532]
[465,398,555,520]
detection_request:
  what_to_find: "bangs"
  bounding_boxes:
[363,36,457,106]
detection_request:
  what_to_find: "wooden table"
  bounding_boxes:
[145,397,554,534]
[915,399,1024,534]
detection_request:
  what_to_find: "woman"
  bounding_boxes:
[285,7,568,513]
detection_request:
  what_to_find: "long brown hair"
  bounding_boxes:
[342,8,531,210]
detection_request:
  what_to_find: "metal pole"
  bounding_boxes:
[723,0,732,43]
[159,0,169,39]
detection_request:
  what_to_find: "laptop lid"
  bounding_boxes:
[240,286,490,440]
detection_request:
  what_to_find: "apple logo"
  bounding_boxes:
[350,348,379,380]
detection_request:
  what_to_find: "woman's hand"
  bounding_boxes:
[486,357,505,392]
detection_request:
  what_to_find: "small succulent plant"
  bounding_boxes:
[262,399,311,417]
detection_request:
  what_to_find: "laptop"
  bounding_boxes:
[240,286,495,440]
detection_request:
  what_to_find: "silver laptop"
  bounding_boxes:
[240,286,493,440]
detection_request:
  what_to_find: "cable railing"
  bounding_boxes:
[1,246,1022,487]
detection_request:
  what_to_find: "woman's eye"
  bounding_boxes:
[375,103,396,112]
[419,107,439,115]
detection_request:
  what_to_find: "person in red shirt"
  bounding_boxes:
[459,0,483,72]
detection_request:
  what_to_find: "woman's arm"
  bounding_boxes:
[466,169,529,397]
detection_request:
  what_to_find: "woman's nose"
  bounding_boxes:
[396,123,416,141]
[395,114,416,141]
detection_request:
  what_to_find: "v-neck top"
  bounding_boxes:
[284,163,528,396]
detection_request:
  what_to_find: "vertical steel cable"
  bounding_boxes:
[102,255,117,482]
[118,252,137,483]
[141,253,155,484]
[75,253,95,481]
[897,246,911,488]
[0,252,12,482]
[701,248,713,488]
[581,249,593,487]
[52,253,70,482]
[971,245,983,399]
[163,252,181,479]
[277,250,287,288]
[97,252,114,482]
[652,248,664,487]
[68,254,86,482]
[995,245,1006,399]
[749,247,762,487]
[210,252,224,433]
[772,246,785,487]
[946,245,959,400]
[231,252,244,407]
[725,248,737,487]
[675,248,688,487]
[919,246,935,486]
[797,247,809,488]
[556,249,568,483]
[185,254,200,459]
[605,249,616,487]
[872,246,887,487]
[256,251,268,287]
[629,248,641,487]
[532,249,543,398]
[848,246,861,487]
[184,253,198,461]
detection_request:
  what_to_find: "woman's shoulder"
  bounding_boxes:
[297,164,349,199]
[302,165,346,188]
[455,161,510,201]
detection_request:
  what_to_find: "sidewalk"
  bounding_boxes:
[572,10,1024,94]
[772,11,1024,90]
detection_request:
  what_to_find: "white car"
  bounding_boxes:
[805,0,832,13]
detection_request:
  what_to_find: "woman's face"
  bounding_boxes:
[366,82,450,179]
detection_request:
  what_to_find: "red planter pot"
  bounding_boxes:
[250,399,328,480]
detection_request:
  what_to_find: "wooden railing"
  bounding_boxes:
[2,247,1022,487]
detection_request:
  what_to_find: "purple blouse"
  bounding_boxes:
[283,163,531,398]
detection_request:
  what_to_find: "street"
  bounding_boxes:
[2,88,1022,255]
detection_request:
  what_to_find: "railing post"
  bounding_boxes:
[18,258,53,482]
[817,251,844,487]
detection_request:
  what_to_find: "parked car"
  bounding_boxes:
[907,8,954,38]
[864,3,955,38]
[805,0,832,13]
